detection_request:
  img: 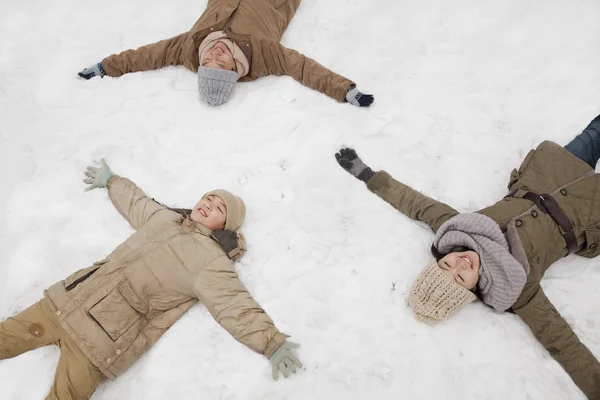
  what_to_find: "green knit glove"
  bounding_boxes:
[83,159,114,192]
[269,341,302,380]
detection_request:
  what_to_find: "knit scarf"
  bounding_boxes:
[198,31,250,79]
[433,213,527,312]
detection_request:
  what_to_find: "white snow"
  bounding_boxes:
[1,0,599,399]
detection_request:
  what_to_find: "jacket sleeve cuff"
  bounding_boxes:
[263,332,290,359]
[366,170,391,192]
[106,175,119,187]
[334,79,355,102]
[101,56,122,77]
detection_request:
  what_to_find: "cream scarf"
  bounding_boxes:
[198,31,249,79]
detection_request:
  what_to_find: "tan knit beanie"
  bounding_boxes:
[203,189,246,232]
[409,260,477,323]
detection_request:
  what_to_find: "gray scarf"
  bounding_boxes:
[433,213,527,312]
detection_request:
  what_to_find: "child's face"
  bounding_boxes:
[437,250,480,290]
[190,194,227,230]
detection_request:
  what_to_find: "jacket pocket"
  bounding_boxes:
[117,280,148,314]
[64,258,108,291]
[576,229,600,258]
[88,281,145,341]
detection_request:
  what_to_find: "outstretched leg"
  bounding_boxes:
[1,301,104,399]
[0,300,61,360]
[46,335,104,400]
[565,114,600,168]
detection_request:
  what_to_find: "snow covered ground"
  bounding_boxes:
[1,0,599,398]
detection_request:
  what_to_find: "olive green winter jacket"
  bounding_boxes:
[367,141,600,399]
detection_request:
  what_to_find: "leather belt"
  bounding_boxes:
[505,190,578,254]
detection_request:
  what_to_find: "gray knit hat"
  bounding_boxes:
[197,66,238,106]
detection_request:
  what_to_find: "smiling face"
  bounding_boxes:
[437,250,481,290]
[201,42,236,72]
[190,194,227,230]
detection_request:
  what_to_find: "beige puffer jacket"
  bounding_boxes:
[44,176,288,380]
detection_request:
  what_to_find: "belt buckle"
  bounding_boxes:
[536,194,550,214]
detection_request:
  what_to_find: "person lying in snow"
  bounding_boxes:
[335,115,600,399]
[0,160,301,399]
[77,0,374,108]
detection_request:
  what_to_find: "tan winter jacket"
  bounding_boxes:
[44,176,288,380]
[102,0,354,102]
[367,141,600,399]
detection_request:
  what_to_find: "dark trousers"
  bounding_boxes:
[564,114,600,168]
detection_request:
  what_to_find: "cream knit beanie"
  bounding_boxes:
[202,189,246,232]
[198,31,250,79]
[409,260,477,323]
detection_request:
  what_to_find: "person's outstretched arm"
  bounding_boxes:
[335,148,459,232]
[259,41,374,107]
[83,159,165,229]
[513,285,600,399]
[194,256,302,380]
[78,34,187,79]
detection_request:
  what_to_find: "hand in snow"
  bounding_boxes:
[78,62,106,80]
[346,87,374,107]
[269,341,302,381]
[335,148,376,183]
[83,159,114,191]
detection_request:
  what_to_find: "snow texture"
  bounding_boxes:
[1,0,599,399]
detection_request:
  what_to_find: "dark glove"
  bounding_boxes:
[346,87,374,107]
[78,62,106,80]
[335,148,376,183]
